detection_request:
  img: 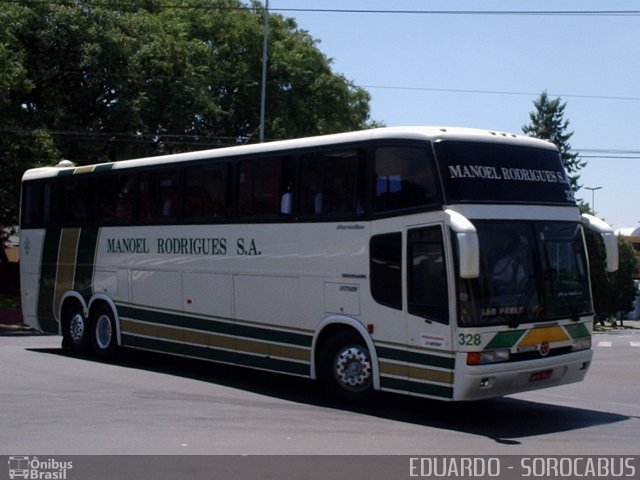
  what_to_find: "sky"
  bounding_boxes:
[269,0,640,231]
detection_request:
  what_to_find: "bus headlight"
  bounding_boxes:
[466,349,510,365]
[571,337,591,351]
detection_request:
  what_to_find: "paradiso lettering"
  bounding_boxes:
[106,237,261,256]
[448,164,570,184]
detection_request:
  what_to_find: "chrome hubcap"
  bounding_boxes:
[95,315,113,350]
[69,312,86,344]
[335,346,372,392]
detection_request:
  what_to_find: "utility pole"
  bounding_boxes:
[259,0,269,143]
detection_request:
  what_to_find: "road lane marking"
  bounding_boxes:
[597,341,613,347]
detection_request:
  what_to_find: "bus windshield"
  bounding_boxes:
[458,221,592,327]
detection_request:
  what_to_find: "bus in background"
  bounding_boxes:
[19,127,618,401]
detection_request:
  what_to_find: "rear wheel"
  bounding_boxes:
[61,302,90,353]
[318,330,374,402]
[90,305,119,359]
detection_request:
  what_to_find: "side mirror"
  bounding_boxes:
[581,213,618,272]
[445,209,479,279]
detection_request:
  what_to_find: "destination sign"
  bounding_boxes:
[435,141,576,205]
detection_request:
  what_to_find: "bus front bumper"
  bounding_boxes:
[453,348,593,401]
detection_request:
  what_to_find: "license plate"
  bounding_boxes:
[529,369,553,382]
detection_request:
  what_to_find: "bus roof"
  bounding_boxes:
[22,126,558,181]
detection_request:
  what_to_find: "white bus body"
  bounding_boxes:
[19,127,617,401]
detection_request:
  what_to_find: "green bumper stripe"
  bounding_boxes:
[564,323,590,339]
[117,304,312,347]
[381,376,453,399]
[376,346,454,370]
[122,334,309,376]
[484,329,527,350]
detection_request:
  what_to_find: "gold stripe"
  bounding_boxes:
[120,318,309,361]
[74,166,94,174]
[53,228,80,317]
[380,361,454,384]
[518,326,569,346]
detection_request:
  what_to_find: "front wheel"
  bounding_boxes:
[90,305,119,359]
[318,330,374,402]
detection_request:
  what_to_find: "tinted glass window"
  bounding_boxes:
[238,157,293,217]
[21,183,44,228]
[184,163,228,220]
[138,170,180,221]
[408,226,449,323]
[300,150,365,216]
[96,174,136,223]
[370,232,402,310]
[374,146,440,212]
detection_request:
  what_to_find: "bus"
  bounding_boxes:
[19,127,618,402]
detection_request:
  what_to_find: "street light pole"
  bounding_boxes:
[585,186,602,214]
[259,0,269,143]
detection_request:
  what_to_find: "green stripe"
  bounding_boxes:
[74,227,99,301]
[117,304,312,347]
[376,345,454,370]
[56,169,75,177]
[484,329,527,350]
[122,334,309,376]
[118,304,235,336]
[564,323,590,339]
[380,376,453,399]
[37,227,62,333]
[93,163,115,173]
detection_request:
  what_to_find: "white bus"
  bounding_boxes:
[19,127,618,401]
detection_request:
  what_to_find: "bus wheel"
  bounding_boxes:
[90,305,118,359]
[61,302,90,353]
[318,331,373,401]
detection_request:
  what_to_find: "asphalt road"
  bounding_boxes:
[1,330,638,457]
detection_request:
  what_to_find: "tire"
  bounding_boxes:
[318,330,374,402]
[61,301,90,353]
[90,305,119,359]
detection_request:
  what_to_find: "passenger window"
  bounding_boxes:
[138,170,180,221]
[184,163,228,220]
[42,178,90,225]
[95,174,136,224]
[300,150,365,216]
[374,146,439,212]
[237,157,293,217]
[21,183,44,228]
[408,226,449,323]
[370,232,402,310]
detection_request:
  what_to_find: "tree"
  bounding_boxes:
[0,0,378,233]
[522,91,585,193]
[585,231,637,325]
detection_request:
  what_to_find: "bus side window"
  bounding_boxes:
[96,174,135,224]
[370,232,402,310]
[184,163,228,220]
[21,183,44,228]
[237,156,293,217]
[300,149,365,216]
[408,226,449,324]
[138,170,180,221]
[374,146,440,213]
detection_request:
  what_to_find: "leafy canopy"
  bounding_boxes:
[0,0,378,229]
